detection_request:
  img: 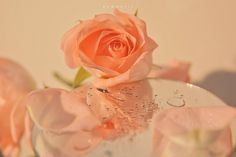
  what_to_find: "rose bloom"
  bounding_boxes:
[61,9,158,87]
[0,58,35,157]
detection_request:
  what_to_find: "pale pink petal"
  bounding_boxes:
[152,106,236,157]
[33,126,102,157]
[10,99,26,143]
[26,87,103,157]
[24,113,32,145]
[26,88,100,133]
[0,57,35,157]
[0,58,35,91]
[148,60,191,82]
[153,127,232,157]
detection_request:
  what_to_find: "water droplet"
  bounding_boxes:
[167,97,186,107]
[74,144,90,151]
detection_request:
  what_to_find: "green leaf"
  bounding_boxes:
[73,67,91,88]
[134,9,138,16]
[42,82,49,89]
[53,71,73,88]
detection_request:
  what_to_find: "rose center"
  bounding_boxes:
[108,40,127,58]
[112,42,122,50]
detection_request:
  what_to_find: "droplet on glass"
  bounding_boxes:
[167,97,186,107]
[74,138,93,151]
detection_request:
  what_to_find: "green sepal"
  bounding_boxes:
[73,67,91,88]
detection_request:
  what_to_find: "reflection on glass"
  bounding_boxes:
[87,79,157,139]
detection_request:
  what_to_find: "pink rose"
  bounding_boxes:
[0,58,35,157]
[61,9,158,87]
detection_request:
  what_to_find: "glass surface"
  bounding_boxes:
[84,79,236,157]
[31,79,236,157]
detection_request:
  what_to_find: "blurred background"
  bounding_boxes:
[0,0,236,106]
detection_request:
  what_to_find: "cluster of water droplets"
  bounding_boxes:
[86,80,158,140]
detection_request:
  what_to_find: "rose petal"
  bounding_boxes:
[80,30,121,60]
[79,51,120,77]
[94,56,122,71]
[93,51,152,88]
[113,9,147,47]
[61,21,91,68]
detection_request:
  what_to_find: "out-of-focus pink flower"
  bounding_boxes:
[61,9,157,88]
[0,58,35,157]
[152,106,236,157]
[25,87,102,157]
